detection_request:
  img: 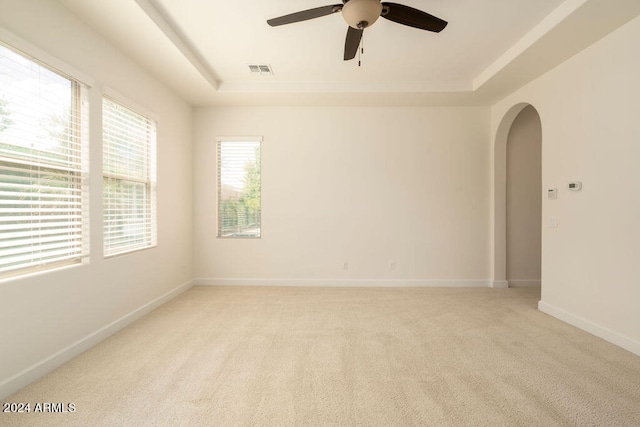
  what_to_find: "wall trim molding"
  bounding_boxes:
[194,278,492,288]
[538,300,640,357]
[0,280,194,400]
[491,280,509,288]
[508,279,541,288]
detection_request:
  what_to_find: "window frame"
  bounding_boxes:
[102,93,157,258]
[0,39,90,279]
[216,136,262,239]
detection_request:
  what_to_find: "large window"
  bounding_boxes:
[0,43,89,278]
[217,138,261,238]
[102,97,157,256]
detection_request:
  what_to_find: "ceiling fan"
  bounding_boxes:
[267,0,448,61]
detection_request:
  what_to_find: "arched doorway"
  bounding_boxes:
[492,103,542,288]
[506,106,542,287]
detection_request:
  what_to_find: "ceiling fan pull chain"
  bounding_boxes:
[358,33,364,67]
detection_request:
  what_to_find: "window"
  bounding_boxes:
[217,138,261,238]
[0,42,89,278]
[102,97,157,256]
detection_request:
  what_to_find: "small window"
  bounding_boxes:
[0,42,89,278]
[102,97,157,256]
[217,138,261,238]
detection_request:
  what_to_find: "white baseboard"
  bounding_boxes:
[508,279,541,288]
[194,278,491,288]
[491,280,509,288]
[538,300,640,357]
[0,280,194,400]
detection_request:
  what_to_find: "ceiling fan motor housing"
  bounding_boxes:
[342,0,383,29]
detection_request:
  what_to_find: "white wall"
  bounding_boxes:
[491,15,640,353]
[506,106,542,286]
[0,0,193,397]
[194,107,490,286]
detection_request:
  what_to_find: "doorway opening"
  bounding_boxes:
[492,103,542,289]
[506,106,542,287]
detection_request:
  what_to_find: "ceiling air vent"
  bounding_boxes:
[249,64,273,75]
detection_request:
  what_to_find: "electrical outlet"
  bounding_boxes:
[389,261,396,271]
[343,261,349,270]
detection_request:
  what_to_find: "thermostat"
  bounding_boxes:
[568,181,582,191]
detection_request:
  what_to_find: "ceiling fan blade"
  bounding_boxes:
[381,3,447,32]
[267,4,342,27]
[344,26,363,60]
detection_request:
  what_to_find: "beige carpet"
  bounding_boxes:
[3,286,640,426]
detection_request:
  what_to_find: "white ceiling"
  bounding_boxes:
[59,0,640,107]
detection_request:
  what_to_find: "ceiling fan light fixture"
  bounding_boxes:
[342,0,382,29]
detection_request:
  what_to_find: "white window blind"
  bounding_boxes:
[102,97,157,256]
[217,139,261,238]
[0,42,89,278]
